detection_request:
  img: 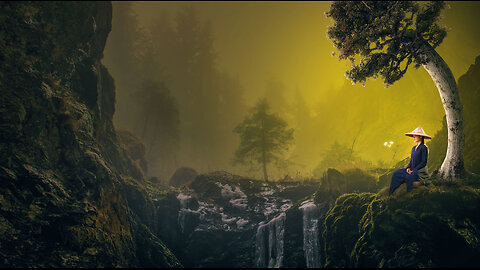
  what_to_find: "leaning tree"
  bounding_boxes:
[326,1,465,180]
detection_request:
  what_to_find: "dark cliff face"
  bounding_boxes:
[0,2,180,267]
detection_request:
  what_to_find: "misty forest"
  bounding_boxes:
[2,1,480,268]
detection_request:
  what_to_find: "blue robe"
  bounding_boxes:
[389,142,428,195]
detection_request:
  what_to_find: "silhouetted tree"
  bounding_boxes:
[106,5,247,176]
[326,1,465,180]
[233,99,294,181]
[147,7,247,173]
[172,7,221,171]
[135,80,180,178]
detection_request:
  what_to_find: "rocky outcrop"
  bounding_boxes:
[281,168,379,268]
[323,182,480,268]
[282,169,480,269]
[153,171,321,267]
[116,130,148,175]
[169,167,198,188]
[0,2,180,267]
[149,168,382,268]
[323,192,378,267]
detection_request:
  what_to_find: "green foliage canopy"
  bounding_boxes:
[326,1,447,85]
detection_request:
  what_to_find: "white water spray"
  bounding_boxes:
[299,200,321,268]
[254,213,286,268]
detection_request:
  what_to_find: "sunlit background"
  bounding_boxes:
[102,1,480,182]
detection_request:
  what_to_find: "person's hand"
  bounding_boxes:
[406,168,412,175]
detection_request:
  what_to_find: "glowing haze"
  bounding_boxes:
[104,1,480,181]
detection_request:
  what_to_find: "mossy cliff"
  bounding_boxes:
[279,168,480,268]
[281,168,379,268]
[323,180,480,267]
[0,2,180,267]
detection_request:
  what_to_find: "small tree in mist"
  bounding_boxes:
[233,99,294,182]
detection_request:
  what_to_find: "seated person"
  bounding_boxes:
[389,126,431,196]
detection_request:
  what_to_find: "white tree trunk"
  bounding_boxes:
[421,44,465,180]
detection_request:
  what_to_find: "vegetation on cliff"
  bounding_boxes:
[323,177,480,267]
[0,2,180,267]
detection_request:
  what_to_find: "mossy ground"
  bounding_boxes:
[324,174,480,268]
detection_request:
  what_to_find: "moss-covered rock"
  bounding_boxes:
[323,192,378,267]
[323,180,480,268]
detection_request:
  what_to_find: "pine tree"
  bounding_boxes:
[233,99,294,181]
[326,1,466,180]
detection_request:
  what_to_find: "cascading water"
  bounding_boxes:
[254,213,286,268]
[299,200,321,268]
[177,193,192,234]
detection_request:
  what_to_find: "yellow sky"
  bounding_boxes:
[125,1,480,174]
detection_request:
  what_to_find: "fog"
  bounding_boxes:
[102,1,480,183]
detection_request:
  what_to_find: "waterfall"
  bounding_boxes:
[254,212,286,268]
[299,200,321,268]
[177,193,191,234]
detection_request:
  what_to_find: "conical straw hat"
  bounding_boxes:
[405,126,432,139]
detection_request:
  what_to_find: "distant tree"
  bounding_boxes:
[135,80,180,178]
[233,99,294,181]
[326,1,465,180]
[146,7,247,172]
